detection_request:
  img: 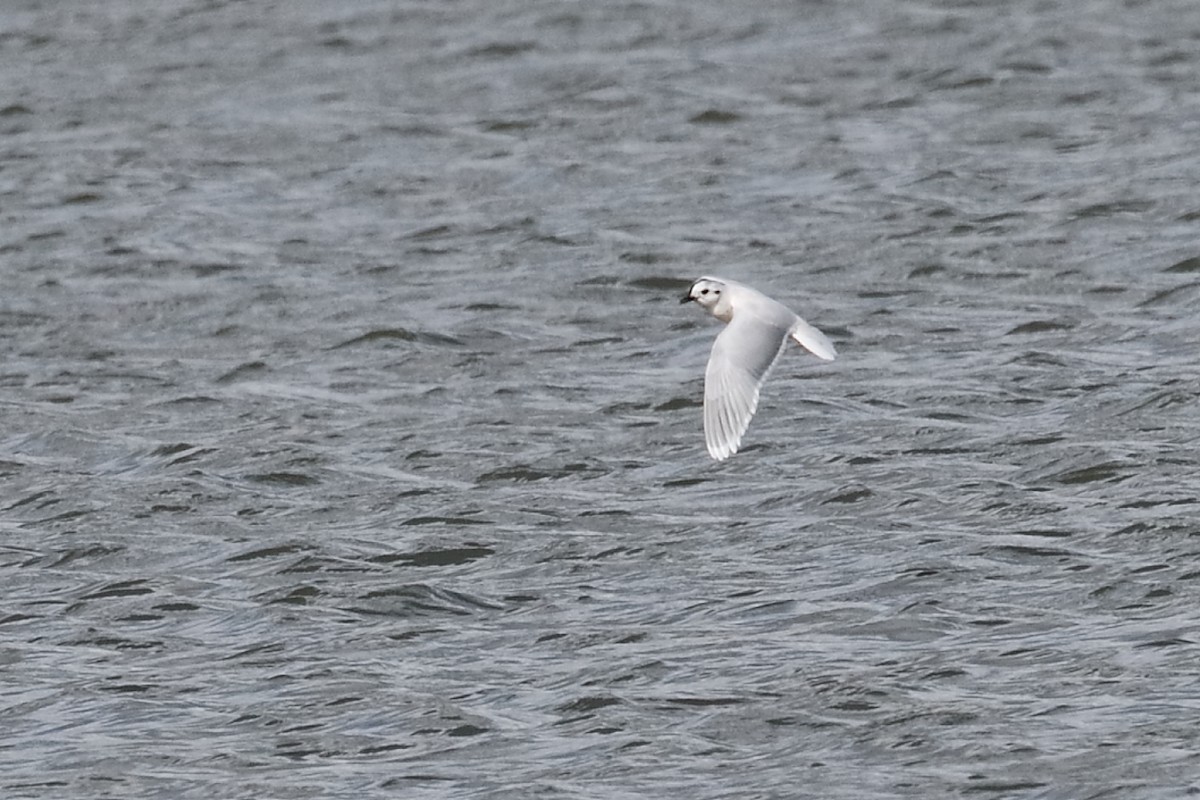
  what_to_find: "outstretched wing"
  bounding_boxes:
[703,314,791,461]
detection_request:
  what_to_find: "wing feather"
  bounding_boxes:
[789,317,837,361]
[703,313,790,461]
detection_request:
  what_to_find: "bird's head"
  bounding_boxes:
[680,277,727,313]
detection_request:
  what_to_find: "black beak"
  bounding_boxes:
[680,292,694,304]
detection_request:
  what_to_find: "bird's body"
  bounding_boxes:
[681,276,836,461]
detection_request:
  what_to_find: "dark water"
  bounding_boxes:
[4,1,1200,797]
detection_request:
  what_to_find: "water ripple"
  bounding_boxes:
[4,2,1200,799]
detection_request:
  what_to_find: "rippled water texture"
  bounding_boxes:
[4,1,1200,797]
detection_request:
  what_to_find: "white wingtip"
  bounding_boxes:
[707,440,736,461]
[790,319,837,361]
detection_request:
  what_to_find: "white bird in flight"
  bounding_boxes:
[681,276,836,461]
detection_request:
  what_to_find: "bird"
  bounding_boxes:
[680,276,836,461]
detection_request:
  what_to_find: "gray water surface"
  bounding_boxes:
[4,1,1200,798]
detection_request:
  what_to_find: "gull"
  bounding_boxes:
[680,276,836,461]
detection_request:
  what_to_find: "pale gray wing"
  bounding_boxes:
[703,313,791,461]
